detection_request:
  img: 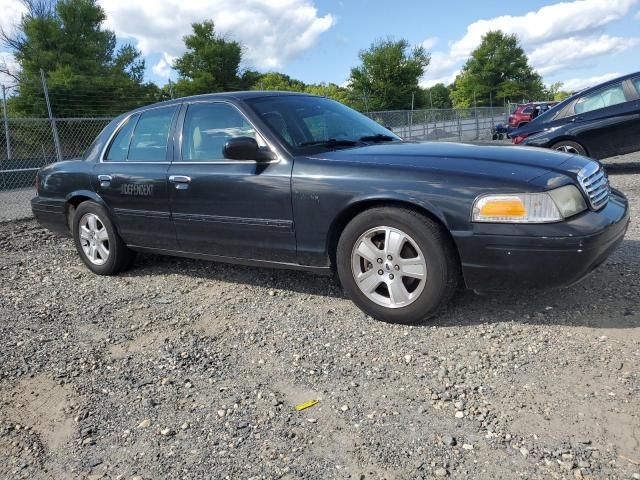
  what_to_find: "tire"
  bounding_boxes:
[336,207,460,324]
[72,201,135,275]
[551,140,587,156]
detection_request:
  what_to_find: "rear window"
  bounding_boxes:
[574,83,626,114]
[128,107,177,161]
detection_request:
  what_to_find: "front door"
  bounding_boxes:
[93,105,179,249]
[168,101,296,262]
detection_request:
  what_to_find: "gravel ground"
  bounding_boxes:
[1,175,639,480]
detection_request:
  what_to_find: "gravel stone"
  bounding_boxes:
[0,174,638,478]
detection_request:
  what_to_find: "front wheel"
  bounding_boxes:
[72,201,135,275]
[551,140,587,156]
[336,207,460,324]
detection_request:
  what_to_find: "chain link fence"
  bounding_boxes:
[365,107,508,142]
[0,117,110,221]
[1,101,511,222]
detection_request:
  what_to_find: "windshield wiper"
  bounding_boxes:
[358,134,397,142]
[298,138,360,147]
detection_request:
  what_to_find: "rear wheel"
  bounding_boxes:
[551,140,587,156]
[72,201,135,275]
[336,207,460,324]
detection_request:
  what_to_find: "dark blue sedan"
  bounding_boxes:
[32,92,629,324]
[512,71,640,159]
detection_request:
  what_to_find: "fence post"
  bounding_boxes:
[40,69,63,162]
[456,110,462,142]
[1,85,10,190]
[423,110,426,137]
[475,107,480,140]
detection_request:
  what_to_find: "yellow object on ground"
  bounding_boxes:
[295,399,319,411]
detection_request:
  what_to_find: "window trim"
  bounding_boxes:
[572,81,629,116]
[100,103,179,164]
[175,99,281,165]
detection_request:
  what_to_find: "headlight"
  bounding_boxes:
[472,185,587,223]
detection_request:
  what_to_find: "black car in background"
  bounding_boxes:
[31,92,629,324]
[511,72,640,159]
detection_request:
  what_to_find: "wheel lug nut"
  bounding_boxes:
[389,274,395,280]
[394,265,400,270]
[387,255,392,260]
[377,258,383,264]
[378,270,383,275]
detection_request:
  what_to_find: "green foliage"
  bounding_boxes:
[3,0,159,117]
[450,31,544,108]
[250,72,306,92]
[421,83,452,109]
[349,38,430,111]
[173,20,245,97]
[545,81,571,101]
[304,82,352,106]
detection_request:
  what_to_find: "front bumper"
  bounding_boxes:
[453,188,630,291]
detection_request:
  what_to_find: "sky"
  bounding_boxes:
[1,0,639,92]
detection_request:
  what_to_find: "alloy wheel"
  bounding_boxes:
[79,213,110,266]
[351,226,427,308]
[554,145,580,154]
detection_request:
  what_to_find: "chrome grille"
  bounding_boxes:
[577,162,610,210]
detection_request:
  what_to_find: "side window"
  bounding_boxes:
[181,103,263,162]
[632,78,640,96]
[522,106,533,114]
[574,83,626,115]
[105,114,138,161]
[127,106,177,161]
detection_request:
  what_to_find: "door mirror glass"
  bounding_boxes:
[223,136,275,161]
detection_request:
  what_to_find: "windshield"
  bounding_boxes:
[246,95,401,153]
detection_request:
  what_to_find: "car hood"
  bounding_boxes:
[312,141,590,182]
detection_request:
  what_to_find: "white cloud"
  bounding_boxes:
[99,0,334,70]
[421,37,438,50]
[422,0,639,86]
[529,34,640,75]
[560,72,622,92]
[450,0,636,57]
[152,53,176,79]
[0,0,26,34]
[0,51,19,88]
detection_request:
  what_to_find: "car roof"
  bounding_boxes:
[115,90,316,121]
[576,71,639,94]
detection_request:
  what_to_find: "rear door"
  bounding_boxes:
[167,101,296,262]
[569,81,638,158]
[93,105,179,249]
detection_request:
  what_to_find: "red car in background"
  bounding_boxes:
[508,102,558,129]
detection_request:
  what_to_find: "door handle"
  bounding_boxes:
[169,175,191,190]
[98,175,112,187]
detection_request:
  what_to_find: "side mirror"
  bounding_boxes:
[223,137,276,162]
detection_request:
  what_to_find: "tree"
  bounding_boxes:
[250,72,306,92]
[304,82,352,106]
[449,31,544,108]
[545,81,571,101]
[422,83,452,109]
[349,38,430,111]
[173,21,244,97]
[2,0,159,117]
